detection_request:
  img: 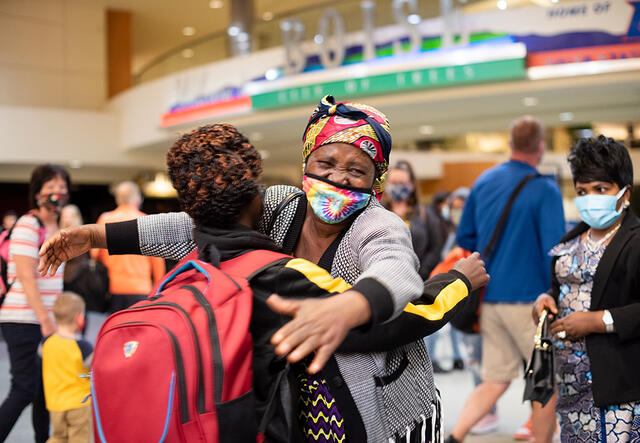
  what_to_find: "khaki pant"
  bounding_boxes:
[480,303,537,383]
[47,405,92,443]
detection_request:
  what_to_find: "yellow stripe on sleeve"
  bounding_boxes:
[284,258,352,294]
[403,279,468,321]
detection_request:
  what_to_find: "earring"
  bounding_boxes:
[624,200,631,209]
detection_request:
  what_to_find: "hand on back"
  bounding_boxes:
[266,290,371,374]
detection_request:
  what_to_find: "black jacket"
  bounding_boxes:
[107,220,472,441]
[191,224,471,442]
[550,210,640,407]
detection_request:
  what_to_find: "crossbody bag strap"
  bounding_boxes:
[266,190,305,235]
[482,173,541,260]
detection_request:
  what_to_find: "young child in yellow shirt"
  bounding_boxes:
[41,292,93,443]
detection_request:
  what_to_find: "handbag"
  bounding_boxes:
[64,255,110,313]
[523,309,555,406]
[451,173,540,333]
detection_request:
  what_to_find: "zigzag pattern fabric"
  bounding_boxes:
[297,371,346,443]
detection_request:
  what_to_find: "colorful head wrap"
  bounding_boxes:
[302,95,392,200]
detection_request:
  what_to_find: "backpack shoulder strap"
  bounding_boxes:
[219,250,291,280]
[27,211,46,246]
[482,173,541,260]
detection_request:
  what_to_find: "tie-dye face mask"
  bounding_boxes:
[302,173,372,224]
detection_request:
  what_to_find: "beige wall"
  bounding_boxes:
[0,0,106,109]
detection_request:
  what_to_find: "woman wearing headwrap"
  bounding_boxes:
[39,96,488,442]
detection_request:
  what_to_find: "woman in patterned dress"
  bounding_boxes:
[534,135,640,442]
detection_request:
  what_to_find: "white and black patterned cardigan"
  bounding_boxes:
[109,185,441,442]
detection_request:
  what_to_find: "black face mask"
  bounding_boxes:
[37,193,69,213]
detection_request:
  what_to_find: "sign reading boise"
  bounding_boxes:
[280,0,468,75]
[161,0,640,127]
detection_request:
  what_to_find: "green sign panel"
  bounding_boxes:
[252,58,525,110]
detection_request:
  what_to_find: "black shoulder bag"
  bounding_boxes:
[523,309,555,406]
[450,173,540,333]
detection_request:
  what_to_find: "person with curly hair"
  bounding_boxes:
[166,123,382,441]
[40,97,489,442]
[533,135,640,441]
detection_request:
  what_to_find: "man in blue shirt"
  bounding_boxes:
[446,116,565,443]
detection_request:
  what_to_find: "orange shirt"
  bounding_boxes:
[91,205,165,295]
[429,247,472,279]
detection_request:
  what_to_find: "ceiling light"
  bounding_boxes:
[407,14,421,25]
[314,34,324,44]
[522,97,538,107]
[559,112,574,122]
[181,48,194,58]
[209,0,223,8]
[182,26,196,36]
[551,0,559,3]
[497,0,507,10]
[280,21,292,32]
[265,68,279,81]
[419,125,434,135]
[262,11,274,21]
[259,150,270,160]
[227,25,240,37]
[143,172,177,198]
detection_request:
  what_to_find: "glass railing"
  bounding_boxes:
[133,32,230,84]
[133,0,447,85]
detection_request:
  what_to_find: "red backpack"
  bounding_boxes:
[90,249,288,443]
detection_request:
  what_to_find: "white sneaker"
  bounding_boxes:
[470,412,499,435]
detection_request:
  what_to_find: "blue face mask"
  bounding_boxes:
[441,205,450,221]
[574,186,628,229]
[386,184,413,202]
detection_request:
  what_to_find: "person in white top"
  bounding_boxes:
[0,164,70,443]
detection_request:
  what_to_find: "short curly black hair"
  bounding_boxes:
[568,135,633,189]
[166,124,262,228]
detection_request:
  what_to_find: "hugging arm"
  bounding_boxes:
[39,212,196,276]
[109,212,196,260]
[352,209,424,323]
[339,270,473,352]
